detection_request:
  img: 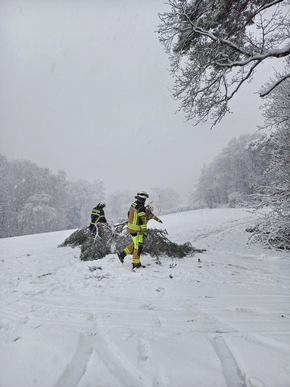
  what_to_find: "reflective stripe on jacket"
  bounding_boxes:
[90,206,107,225]
[127,201,147,234]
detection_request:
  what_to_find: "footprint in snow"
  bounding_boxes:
[138,337,149,363]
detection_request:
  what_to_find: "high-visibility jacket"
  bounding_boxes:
[127,200,147,234]
[90,205,107,225]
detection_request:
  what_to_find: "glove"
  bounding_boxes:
[143,232,148,238]
[158,219,163,224]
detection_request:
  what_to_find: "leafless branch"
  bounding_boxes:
[260,73,290,97]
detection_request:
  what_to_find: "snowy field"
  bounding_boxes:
[0,208,289,387]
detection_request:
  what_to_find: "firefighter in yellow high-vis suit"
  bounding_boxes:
[118,191,149,269]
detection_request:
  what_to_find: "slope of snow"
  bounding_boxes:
[0,208,289,387]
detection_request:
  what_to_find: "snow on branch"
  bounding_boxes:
[59,224,205,261]
[260,73,290,97]
[158,0,290,126]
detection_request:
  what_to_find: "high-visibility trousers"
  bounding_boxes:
[124,233,144,264]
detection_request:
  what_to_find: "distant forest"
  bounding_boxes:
[0,154,181,238]
[0,154,105,238]
[193,133,268,208]
[193,130,289,250]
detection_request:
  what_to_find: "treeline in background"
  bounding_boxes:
[194,128,289,250]
[0,154,181,239]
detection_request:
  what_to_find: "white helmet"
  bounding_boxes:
[136,191,149,201]
[99,201,106,207]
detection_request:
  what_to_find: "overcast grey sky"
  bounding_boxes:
[0,0,274,198]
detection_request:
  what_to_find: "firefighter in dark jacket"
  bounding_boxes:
[89,201,107,236]
[118,191,149,269]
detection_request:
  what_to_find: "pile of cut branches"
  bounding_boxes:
[144,229,205,258]
[58,224,119,261]
[58,228,90,248]
[58,223,205,261]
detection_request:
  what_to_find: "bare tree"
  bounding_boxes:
[158,0,290,127]
[249,75,290,249]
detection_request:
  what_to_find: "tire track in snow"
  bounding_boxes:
[186,304,247,386]
[185,303,237,334]
[54,333,95,387]
[93,320,151,387]
[209,334,247,387]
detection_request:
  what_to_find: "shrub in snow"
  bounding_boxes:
[247,213,290,251]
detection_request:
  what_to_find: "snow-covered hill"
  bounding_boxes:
[0,208,289,387]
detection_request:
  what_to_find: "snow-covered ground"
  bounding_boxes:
[0,208,289,387]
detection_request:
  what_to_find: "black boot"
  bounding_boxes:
[118,251,125,264]
[132,263,146,269]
